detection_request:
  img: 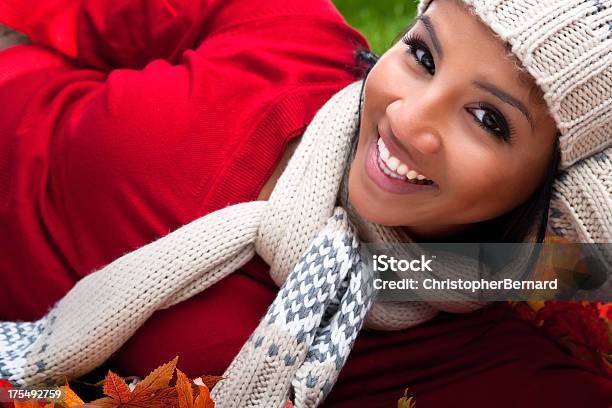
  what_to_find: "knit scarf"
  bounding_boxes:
[1,80,504,407]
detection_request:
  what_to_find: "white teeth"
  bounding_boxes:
[378,156,405,179]
[376,136,433,183]
[387,157,400,171]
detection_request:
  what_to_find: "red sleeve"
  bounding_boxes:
[0,0,82,57]
[0,0,355,70]
[0,1,369,320]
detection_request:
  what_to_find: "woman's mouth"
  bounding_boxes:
[376,137,434,185]
[364,134,438,194]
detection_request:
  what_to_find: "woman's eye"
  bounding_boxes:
[413,48,435,74]
[402,34,435,75]
[466,104,515,143]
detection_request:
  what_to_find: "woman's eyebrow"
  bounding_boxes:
[418,15,443,57]
[473,80,535,131]
[418,13,535,131]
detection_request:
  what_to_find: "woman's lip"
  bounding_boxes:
[364,136,439,194]
[376,124,432,182]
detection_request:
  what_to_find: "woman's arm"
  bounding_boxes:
[0,0,351,70]
[0,4,368,320]
[0,0,215,69]
[0,0,82,57]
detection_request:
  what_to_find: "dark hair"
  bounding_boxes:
[352,48,562,245]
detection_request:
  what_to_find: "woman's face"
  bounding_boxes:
[348,0,558,240]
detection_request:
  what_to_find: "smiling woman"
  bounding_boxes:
[0,0,611,407]
[349,0,561,243]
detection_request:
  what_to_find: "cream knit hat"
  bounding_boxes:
[418,0,612,243]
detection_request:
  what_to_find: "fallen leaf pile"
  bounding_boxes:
[508,234,612,375]
[0,357,297,408]
[0,357,226,408]
[510,300,612,375]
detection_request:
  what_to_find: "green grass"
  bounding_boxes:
[332,0,418,55]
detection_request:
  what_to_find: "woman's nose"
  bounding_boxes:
[385,97,443,156]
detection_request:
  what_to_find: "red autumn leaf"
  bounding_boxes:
[284,400,294,408]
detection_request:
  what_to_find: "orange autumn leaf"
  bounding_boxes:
[134,386,178,408]
[90,358,179,408]
[130,356,178,404]
[13,402,41,408]
[32,356,217,408]
[102,371,132,404]
[175,369,194,408]
[89,388,177,408]
[61,381,85,407]
[175,370,214,408]
[86,397,118,408]
[193,384,214,408]
[88,357,178,408]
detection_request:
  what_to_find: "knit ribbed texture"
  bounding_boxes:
[418,0,611,169]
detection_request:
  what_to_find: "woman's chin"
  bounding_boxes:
[348,168,405,226]
[347,167,468,240]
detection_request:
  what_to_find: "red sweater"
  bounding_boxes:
[1,1,611,406]
[0,0,367,318]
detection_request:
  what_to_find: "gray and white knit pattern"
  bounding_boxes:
[0,81,485,407]
[211,209,373,407]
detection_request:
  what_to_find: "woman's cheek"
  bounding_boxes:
[446,147,503,206]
